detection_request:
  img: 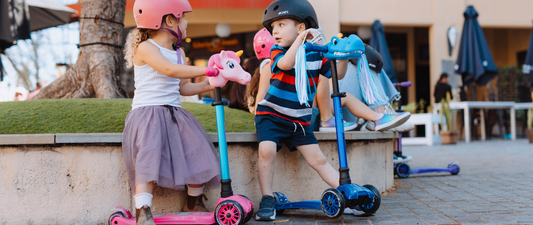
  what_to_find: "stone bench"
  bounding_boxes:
[0,131,397,224]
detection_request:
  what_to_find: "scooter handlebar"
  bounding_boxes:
[304,42,328,53]
[393,81,412,88]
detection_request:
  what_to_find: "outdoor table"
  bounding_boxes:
[434,101,516,143]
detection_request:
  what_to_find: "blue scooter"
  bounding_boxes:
[272,35,381,218]
[392,81,460,178]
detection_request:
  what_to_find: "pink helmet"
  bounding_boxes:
[133,0,192,29]
[253,28,275,59]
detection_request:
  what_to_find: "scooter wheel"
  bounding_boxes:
[396,162,410,178]
[273,193,285,215]
[215,200,245,225]
[450,164,460,175]
[238,195,254,223]
[321,188,346,218]
[360,184,381,214]
[108,212,125,225]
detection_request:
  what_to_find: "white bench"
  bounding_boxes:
[402,113,442,146]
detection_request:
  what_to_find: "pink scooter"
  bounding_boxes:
[109,50,253,225]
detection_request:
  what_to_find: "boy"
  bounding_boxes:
[255,0,409,220]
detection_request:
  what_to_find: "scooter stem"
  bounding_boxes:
[330,59,351,185]
[213,87,233,198]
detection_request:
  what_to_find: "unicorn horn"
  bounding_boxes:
[235,50,243,57]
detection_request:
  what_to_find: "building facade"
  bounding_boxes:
[117,0,532,104]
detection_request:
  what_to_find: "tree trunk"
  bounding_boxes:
[34,0,127,99]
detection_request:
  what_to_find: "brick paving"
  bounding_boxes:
[248,140,533,224]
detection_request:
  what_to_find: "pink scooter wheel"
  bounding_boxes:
[215,200,244,225]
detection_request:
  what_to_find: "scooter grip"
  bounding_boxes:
[205,67,219,77]
[304,42,328,53]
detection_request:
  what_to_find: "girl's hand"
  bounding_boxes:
[202,77,214,91]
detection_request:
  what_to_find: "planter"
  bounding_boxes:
[440,130,457,145]
[527,129,533,144]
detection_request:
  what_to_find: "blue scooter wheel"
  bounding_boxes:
[450,164,460,175]
[360,184,381,214]
[215,200,245,225]
[273,193,285,215]
[238,195,254,223]
[321,188,346,218]
[396,162,410,178]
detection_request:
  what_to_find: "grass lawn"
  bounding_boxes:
[0,99,255,134]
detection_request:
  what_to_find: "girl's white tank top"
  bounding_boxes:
[131,39,182,110]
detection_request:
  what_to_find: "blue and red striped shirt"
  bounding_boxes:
[256,44,332,126]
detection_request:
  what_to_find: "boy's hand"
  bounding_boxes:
[300,29,322,42]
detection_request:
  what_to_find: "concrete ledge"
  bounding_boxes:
[0,132,396,224]
[0,134,55,145]
[55,133,122,144]
[1,131,398,145]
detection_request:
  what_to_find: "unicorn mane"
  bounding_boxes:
[208,51,241,70]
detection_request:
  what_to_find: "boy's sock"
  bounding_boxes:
[134,193,153,209]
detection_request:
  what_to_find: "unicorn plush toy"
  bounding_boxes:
[205,50,251,87]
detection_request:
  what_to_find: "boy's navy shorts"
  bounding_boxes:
[255,114,318,152]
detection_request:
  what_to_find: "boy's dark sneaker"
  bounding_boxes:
[255,195,276,221]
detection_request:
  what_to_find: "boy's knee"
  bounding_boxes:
[310,153,328,168]
[258,145,277,160]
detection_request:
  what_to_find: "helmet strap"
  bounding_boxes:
[163,23,184,64]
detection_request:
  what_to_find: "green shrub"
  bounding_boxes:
[0,99,255,134]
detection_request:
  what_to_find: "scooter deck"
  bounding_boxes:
[112,212,215,225]
[276,200,323,210]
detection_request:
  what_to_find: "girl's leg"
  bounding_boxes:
[258,141,278,196]
[316,76,334,121]
[335,93,380,121]
[183,183,209,212]
[296,144,339,188]
[135,182,155,225]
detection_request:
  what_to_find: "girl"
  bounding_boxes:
[245,28,275,115]
[123,0,220,224]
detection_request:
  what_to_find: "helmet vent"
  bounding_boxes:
[138,9,142,14]
[273,5,279,11]
[264,9,267,14]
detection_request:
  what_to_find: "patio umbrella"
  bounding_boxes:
[0,0,76,81]
[523,20,533,88]
[454,6,497,87]
[26,0,76,32]
[369,20,398,83]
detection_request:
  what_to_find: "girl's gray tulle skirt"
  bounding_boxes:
[122,105,221,192]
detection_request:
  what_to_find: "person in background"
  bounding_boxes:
[27,80,47,100]
[434,73,452,103]
[228,57,259,111]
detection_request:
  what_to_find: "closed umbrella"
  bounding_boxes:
[0,0,31,81]
[523,20,533,88]
[369,20,398,83]
[454,6,497,87]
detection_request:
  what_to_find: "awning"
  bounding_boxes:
[454,6,497,86]
[67,0,272,22]
[369,20,398,83]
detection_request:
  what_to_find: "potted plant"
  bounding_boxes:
[440,92,456,144]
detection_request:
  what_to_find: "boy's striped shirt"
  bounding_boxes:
[256,44,331,126]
